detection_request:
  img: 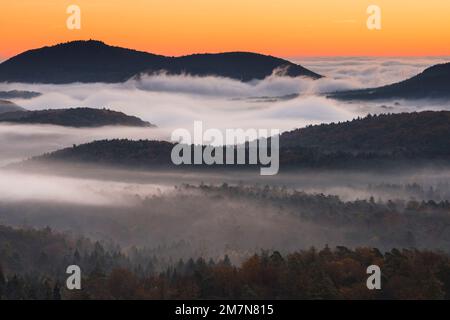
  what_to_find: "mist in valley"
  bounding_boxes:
[2,56,450,134]
[0,57,450,265]
[1,161,450,264]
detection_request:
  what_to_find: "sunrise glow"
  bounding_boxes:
[1,0,450,58]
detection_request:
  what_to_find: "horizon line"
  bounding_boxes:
[1,39,450,61]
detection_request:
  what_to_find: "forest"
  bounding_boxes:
[1,222,450,300]
[1,180,450,300]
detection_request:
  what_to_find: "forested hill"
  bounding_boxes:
[0,40,322,83]
[0,100,25,114]
[0,107,155,128]
[328,62,450,100]
[25,111,450,169]
[0,90,41,99]
[281,111,450,156]
[34,140,173,167]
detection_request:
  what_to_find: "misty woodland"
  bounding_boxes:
[0,39,450,300]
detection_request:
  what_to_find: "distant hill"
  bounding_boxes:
[0,40,322,83]
[23,111,450,170]
[34,139,173,167]
[278,111,450,167]
[0,107,155,128]
[0,90,41,99]
[328,63,450,100]
[0,100,26,114]
[281,111,450,155]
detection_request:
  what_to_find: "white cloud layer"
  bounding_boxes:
[298,56,450,88]
[0,57,449,166]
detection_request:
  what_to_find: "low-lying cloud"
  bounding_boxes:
[0,57,449,165]
[298,56,450,88]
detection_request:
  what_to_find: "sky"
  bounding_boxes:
[1,0,450,58]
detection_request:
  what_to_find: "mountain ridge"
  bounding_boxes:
[20,111,450,170]
[328,62,450,100]
[0,40,322,83]
[0,100,25,114]
[0,107,155,128]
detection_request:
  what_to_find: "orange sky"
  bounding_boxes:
[1,0,449,58]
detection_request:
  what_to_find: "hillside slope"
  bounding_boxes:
[0,107,155,127]
[24,111,450,169]
[0,100,25,114]
[328,63,450,100]
[0,40,322,83]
